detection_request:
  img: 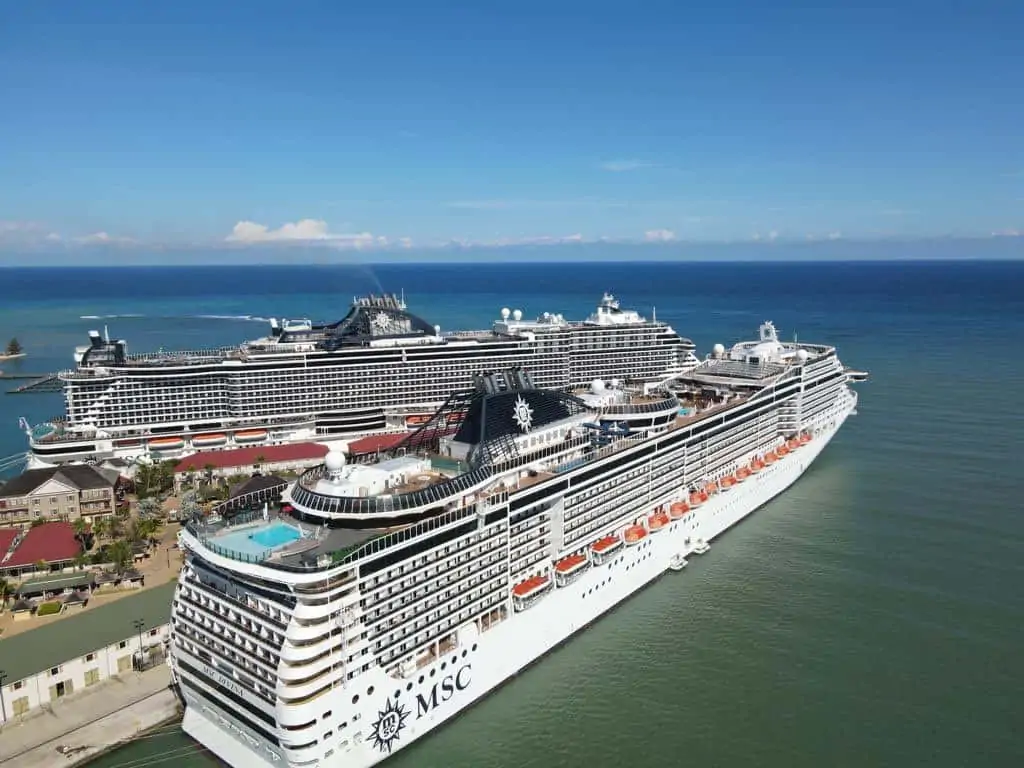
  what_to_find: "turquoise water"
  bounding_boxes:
[214,521,302,557]
[0,261,1022,767]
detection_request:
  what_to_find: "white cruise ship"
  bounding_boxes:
[169,320,866,767]
[25,293,697,465]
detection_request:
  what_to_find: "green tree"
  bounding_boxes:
[5,338,22,356]
[73,552,88,571]
[108,539,133,573]
[0,577,12,607]
[34,558,48,572]
[137,497,162,518]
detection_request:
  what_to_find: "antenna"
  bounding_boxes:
[652,306,656,323]
[104,325,110,343]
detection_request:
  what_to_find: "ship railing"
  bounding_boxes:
[291,464,494,518]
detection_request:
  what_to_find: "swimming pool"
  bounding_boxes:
[214,521,303,559]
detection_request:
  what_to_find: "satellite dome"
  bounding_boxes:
[609,378,621,388]
[591,379,605,392]
[324,450,346,473]
[795,349,810,363]
[512,309,523,322]
[713,343,726,357]
[501,307,511,320]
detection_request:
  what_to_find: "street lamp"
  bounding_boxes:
[133,619,146,667]
[0,669,7,725]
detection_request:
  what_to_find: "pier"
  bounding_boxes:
[1,373,62,394]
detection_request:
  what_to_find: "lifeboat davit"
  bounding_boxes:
[669,501,690,520]
[624,525,647,545]
[648,512,670,532]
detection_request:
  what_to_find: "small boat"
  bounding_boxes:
[624,525,647,545]
[736,467,752,481]
[511,574,553,610]
[193,432,227,447]
[719,474,737,490]
[555,553,589,576]
[590,535,622,558]
[234,429,268,442]
[799,433,812,445]
[703,480,718,496]
[787,437,801,450]
[554,553,590,585]
[669,501,690,520]
[405,414,432,427]
[148,436,184,449]
[688,491,704,507]
[512,574,551,599]
[692,540,711,555]
[764,451,778,464]
[777,444,790,456]
[648,512,670,532]
[668,554,688,572]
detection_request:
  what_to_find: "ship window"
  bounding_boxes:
[322,711,332,719]
[367,686,375,696]
[351,694,359,704]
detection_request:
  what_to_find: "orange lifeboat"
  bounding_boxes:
[787,437,800,450]
[799,433,812,445]
[736,467,752,481]
[555,553,589,576]
[512,574,551,599]
[720,474,737,489]
[689,491,703,507]
[669,501,690,520]
[591,535,621,556]
[624,525,647,545]
[648,512,670,532]
[764,451,778,464]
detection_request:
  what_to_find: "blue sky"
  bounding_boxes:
[1,0,1022,260]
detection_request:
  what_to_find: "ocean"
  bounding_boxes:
[1,260,1022,767]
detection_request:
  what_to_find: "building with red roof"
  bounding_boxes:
[173,442,331,489]
[0,521,83,577]
[346,432,407,461]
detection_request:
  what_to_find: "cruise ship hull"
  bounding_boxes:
[176,393,855,768]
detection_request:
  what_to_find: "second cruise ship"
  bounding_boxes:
[25,293,697,465]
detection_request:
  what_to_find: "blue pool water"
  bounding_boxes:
[214,521,302,558]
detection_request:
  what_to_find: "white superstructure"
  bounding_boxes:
[168,322,865,767]
[26,293,697,465]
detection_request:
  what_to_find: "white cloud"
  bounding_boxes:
[991,228,1020,237]
[44,232,62,242]
[827,231,843,240]
[225,219,397,250]
[74,231,135,245]
[599,160,653,172]
[644,229,676,242]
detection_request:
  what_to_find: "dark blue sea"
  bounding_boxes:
[1,260,1022,767]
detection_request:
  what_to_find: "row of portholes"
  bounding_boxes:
[583,577,612,598]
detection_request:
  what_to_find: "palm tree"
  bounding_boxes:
[0,577,12,608]
[72,552,88,571]
[5,338,22,356]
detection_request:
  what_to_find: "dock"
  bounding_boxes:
[1,373,62,394]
